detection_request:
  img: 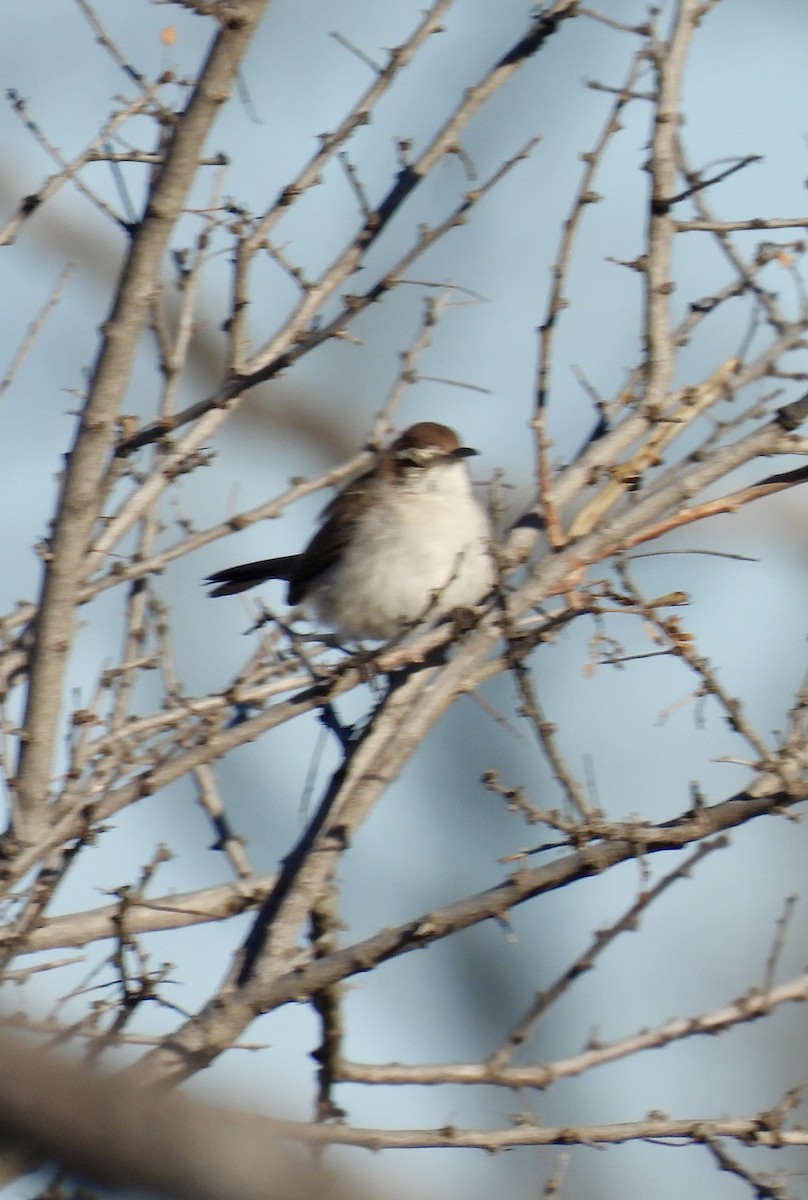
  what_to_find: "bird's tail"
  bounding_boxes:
[205,555,297,597]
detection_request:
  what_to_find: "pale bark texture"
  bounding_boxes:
[0,3,807,1199]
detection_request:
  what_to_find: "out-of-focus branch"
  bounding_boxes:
[0,1028,800,1197]
[0,1032,372,1200]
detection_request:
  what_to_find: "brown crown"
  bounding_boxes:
[391,422,461,453]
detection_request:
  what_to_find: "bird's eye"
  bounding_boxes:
[398,447,434,468]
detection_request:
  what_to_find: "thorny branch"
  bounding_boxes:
[1,2,807,1197]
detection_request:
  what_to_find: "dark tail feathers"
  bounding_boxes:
[205,555,297,598]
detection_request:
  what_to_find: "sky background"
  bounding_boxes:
[2,3,808,1198]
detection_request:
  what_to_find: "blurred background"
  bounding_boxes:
[2,2,808,1197]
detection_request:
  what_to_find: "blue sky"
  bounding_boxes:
[2,4,808,1198]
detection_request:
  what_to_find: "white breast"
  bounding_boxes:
[307,462,493,640]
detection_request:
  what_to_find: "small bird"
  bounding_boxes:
[206,421,494,640]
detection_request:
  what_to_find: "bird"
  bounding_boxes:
[206,421,494,640]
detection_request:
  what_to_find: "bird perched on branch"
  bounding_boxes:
[206,421,494,640]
